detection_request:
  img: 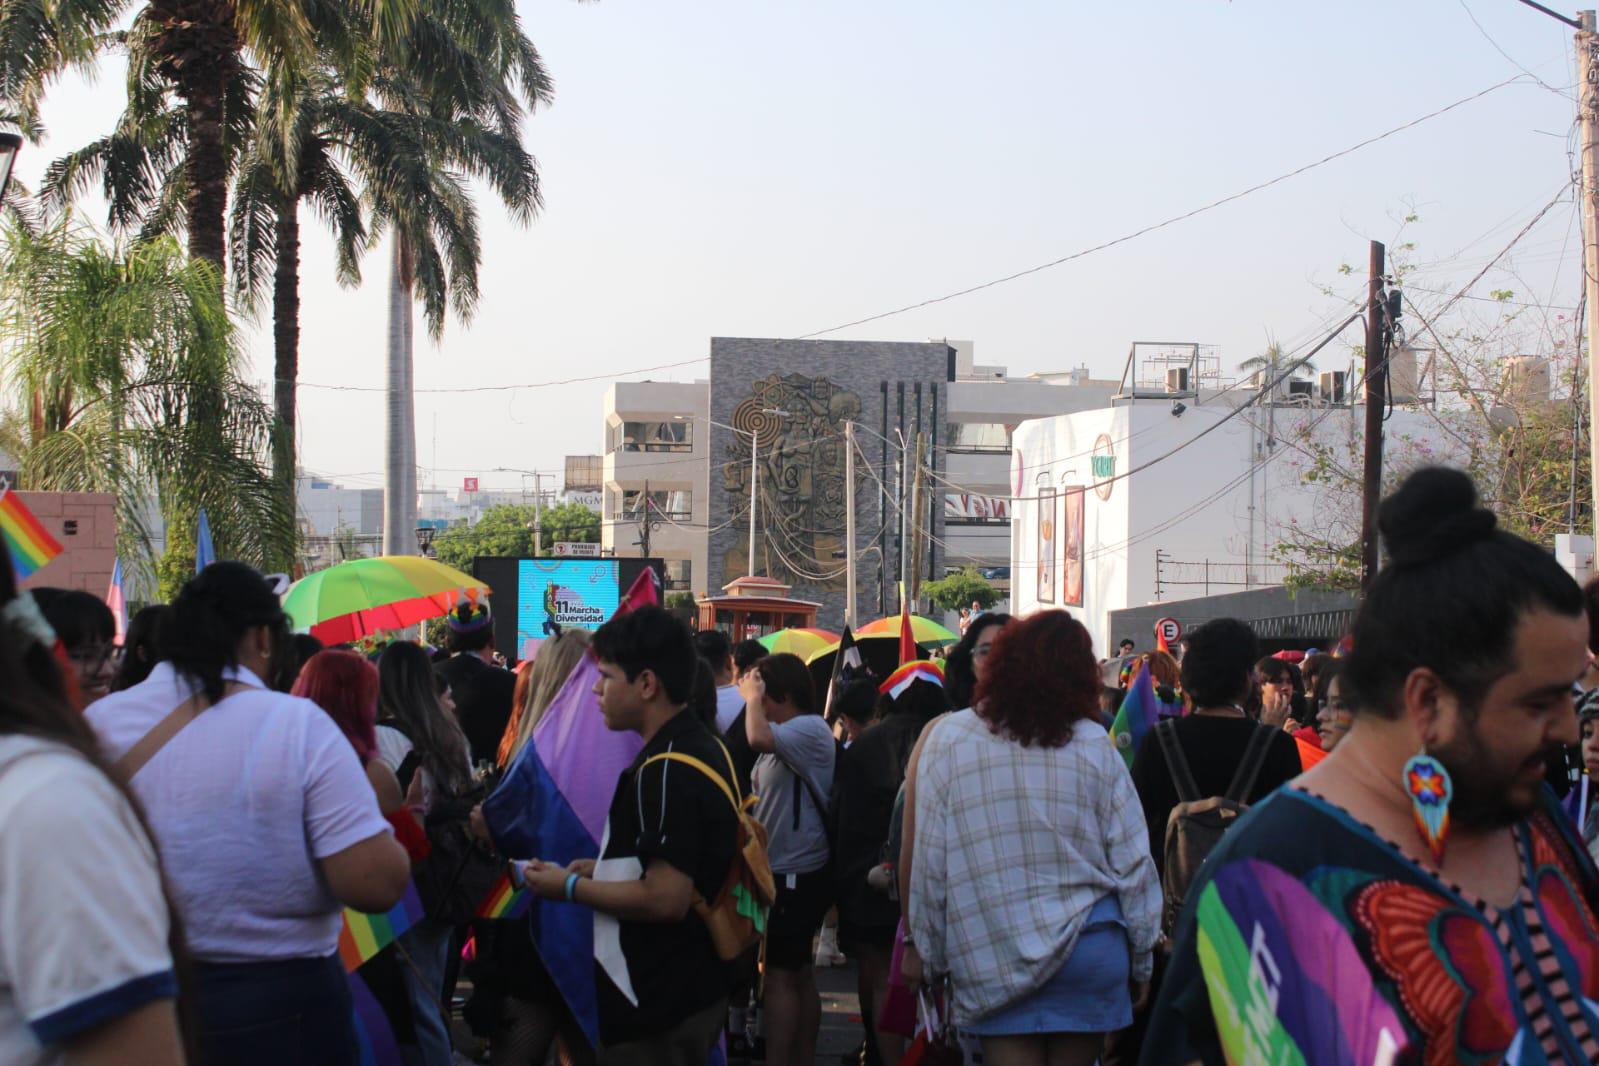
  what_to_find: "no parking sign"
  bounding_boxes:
[1155,617,1182,647]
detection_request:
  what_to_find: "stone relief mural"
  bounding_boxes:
[719,373,862,591]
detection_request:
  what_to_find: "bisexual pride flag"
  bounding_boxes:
[482,567,659,1045]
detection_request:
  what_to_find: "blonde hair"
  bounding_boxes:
[504,631,590,764]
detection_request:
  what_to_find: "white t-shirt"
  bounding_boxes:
[0,737,174,1064]
[87,663,392,963]
[714,685,744,733]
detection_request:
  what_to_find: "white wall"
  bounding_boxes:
[1011,400,1467,657]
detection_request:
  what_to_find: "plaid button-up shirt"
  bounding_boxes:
[910,709,1161,1024]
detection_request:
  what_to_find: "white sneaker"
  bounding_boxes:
[814,924,846,967]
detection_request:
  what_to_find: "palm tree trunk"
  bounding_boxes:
[384,235,418,556]
[183,71,229,274]
[271,197,301,569]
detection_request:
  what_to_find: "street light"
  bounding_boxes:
[0,132,21,200]
[675,409,789,577]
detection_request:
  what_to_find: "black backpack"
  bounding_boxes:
[1153,720,1275,937]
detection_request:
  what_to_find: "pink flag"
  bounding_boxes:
[106,559,127,647]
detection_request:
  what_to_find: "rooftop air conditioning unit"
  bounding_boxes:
[1286,379,1314,403]
[1388,345,1420,403]
[1319,371,1347,405]
[1166,367,1190,393]
[1503,355,1552,405]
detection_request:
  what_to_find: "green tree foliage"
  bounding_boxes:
[1273,237,1588,590]
[432,502,599,573]
[0,219,294,597]
[921,567,1001,611]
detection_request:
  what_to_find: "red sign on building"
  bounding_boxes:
[463,477,479,493]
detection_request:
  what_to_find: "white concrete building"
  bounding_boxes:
[600,380,711,594]
[1008,390,1467,656]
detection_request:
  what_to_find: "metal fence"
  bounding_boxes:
[1153,551,1291,599]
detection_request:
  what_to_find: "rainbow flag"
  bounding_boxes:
[338,882,424,972]
[1109,665,1159,769]
[477,872,532,920]
[879,659,944,699]
[0,490,63,579]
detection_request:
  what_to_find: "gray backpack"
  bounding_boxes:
[1154,720,1275,936]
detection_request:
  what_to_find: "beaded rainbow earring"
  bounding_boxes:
[1404,752,1453,865]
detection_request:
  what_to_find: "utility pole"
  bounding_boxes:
[844,421,857,627]
[908,432,928,604]
[532,472,545,557]
[1360,240,1387,591]
[749,427,760,577]
[899,434,913,605]
[1581,11,1599,535]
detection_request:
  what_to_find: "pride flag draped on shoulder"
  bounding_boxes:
[481,567,660,1045]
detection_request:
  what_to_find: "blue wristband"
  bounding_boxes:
[564,872,581,903]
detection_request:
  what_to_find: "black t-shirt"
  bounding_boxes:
[1127,714,1303,876]
[832,708,938,931]
[595,710,738,1045]
[722,707,757,800]
[436,653,517,766]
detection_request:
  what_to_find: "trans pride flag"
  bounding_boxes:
[482,568,659,1045]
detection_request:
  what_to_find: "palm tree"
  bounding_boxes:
[0,1,337,273]
[0,217,294,593]
[1239,341,1315,390]
[358,0,550,554]
[229,63,366,528]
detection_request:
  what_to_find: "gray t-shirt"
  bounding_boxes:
[752,714,836,876]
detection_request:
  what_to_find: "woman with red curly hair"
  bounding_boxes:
[907,611,1160,1066]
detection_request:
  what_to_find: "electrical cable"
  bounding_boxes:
[794,75,1533,339]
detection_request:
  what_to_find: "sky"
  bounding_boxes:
[16,0,1588,493]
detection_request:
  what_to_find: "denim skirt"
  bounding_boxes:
[965,895,1132,1036]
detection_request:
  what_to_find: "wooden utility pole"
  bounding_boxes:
[1580,12,1599,534]
[1360,240,1387,591]
[908,432,927,604]
[844,421,857,628]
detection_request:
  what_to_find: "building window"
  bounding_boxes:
[947,423,1011,453]
[664,559,692,591]
[608,420,692,453]
[617,488,692,520]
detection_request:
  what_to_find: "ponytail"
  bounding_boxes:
[166,562,288,703]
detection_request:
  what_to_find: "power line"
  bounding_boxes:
[794,75,1532,339]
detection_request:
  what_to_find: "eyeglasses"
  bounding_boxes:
[68,643,123,672]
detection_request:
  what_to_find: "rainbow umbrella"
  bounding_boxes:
[758,627,839,659]
[283,555,491,643]
[855,614,958,645]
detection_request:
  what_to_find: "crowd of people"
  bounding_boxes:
[8,463,1599,1064]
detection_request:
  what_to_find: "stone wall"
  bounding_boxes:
[708,338,950,627]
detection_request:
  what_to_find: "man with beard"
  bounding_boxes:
[1144,467,1599,1066]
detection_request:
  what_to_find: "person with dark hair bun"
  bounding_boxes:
[1147,467,1599,1065]
[0,552,185,1059]
[110,603,173,693]
[87,561,411,1065]
[907,612,1159,1063]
